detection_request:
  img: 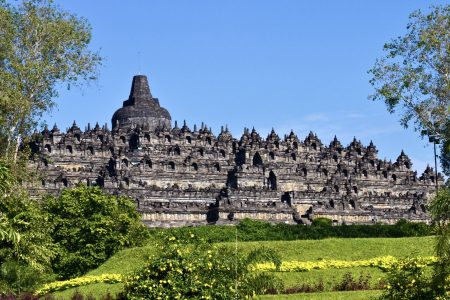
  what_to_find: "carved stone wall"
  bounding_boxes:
[28,75,442,227]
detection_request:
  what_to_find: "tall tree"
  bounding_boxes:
[0,0,101,161]
[370,6,450,297]
[368,5,450,175]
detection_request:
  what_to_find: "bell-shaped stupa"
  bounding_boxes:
[111,75,171,130]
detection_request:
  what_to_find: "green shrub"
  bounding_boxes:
[333,273,371,291]
[312,218,332,227]
[42,185,148,279]
[124,235,283,299]
[0,160,55,294]
[154,219,432,243]
[428,187,450,297]
[378,189,450,300]
[380,257,435,300]
[0,260,52,294]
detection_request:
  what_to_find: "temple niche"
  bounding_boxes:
[28,75,443,227]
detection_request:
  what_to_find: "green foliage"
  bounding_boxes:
[42,185,148,279]
[428,187,450,296]
[311,218,332,227]
[368,5,450,176]
[157,219,432,243]
[392,219,430,237]
[237,218,275,240]
[380,257,435,300]
[0,191,54,272]
[0,159,55,293]
[428,188,450,224]
[368,5,450,135]
[0,161,54,270]
[441,135,450,177]
[0,0,101,160]
[124,235,283,299]
[333,273,372,292]
[0,260,53,294]
[0,160,14,194]
[0,161,20,246]
[377,189,450,299]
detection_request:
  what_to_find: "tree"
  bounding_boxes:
[368,5,450,175]
[370,6,450,298]
[428,187,450,296]
[42,185,148,279]
[0,0,101,161]
[441,125,450,177]
[0,159,56,293]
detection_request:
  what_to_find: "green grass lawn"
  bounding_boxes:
[233,236,434,261]
[276,267,386,289]
[51,236,434,299]
[257,290,382,300]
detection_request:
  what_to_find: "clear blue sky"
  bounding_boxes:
[46,0,447,175]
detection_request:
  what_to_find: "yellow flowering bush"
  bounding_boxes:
[255,256,437,272]
[35,273,123,296]
[124,234,283,299]
[380,257,440,300]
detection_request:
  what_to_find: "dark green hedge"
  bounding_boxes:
[149,218,433,243]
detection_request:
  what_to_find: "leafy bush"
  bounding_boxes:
[0,260,52,294]
[156,218,432,243]
[0,293,42,300]
[380,257,435,300]
[333,273,371,291]
[379,188,450,300]
[42,185,148,279]
[0,160,55,293]
[312,217,332,227]
[429,187,450,296]
[124,235,283,299]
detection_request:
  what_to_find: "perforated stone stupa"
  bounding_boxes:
[29,75,443,227]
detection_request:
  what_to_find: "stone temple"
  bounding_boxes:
[29,75,442,227]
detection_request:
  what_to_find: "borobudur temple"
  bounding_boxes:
[28,75,443,227]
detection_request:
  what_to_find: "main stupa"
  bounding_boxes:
[111,75,171,130]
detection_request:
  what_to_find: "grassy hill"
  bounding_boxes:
[51,236,434,299]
